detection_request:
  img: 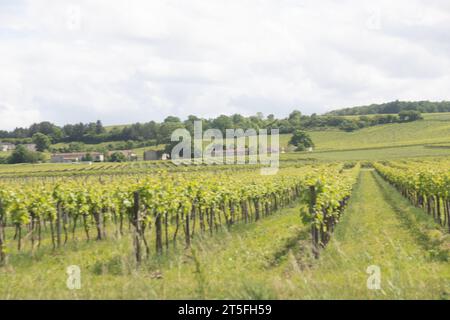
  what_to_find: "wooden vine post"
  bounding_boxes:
[155,213,163,255]
[185,208,191,248]
[0,218,5,265]
[56,202,62,248]
[309,185,320,259]
[133,191,142,264]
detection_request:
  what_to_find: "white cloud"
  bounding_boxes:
[0,0,450,129]
[0,103,40,130]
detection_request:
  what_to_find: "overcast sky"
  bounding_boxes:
[1,0,450,129]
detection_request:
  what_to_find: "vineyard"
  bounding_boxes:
[0,158,449,299]
[0,163,359,265]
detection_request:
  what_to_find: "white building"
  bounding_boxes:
[0,142,15,152]
[51,152,104,163]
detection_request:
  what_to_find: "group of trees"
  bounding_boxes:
[337,111,423,132]
[108,152,127,162]
[326,100,450,116]
[398,110,423,122]
[0,145,45,164]
[0,107,426,149]
[0,120,106,144]
[32,133,52,152]
[0,113,300,147]
[289,130,315,151]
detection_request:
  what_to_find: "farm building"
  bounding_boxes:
[144,150,159,161]
[51,152,104,163]
[0,142,15,152]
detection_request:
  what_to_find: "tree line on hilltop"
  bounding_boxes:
[326,100,450,116]
[0,105,425,150]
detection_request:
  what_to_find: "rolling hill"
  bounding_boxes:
[279,112,450,161]
[307,113,450,151]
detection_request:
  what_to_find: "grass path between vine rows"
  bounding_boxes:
[278,169,449,299]
[1,169,449,299]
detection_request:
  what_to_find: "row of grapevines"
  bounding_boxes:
[300,164,360,256]
[374,160,450,231]
[0,163,359,264]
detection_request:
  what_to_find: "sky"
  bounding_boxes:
[0,0,450,130]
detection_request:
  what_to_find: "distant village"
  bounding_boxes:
[50,150,172,163]
[0,141,288,164]
[0,141,171,163]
